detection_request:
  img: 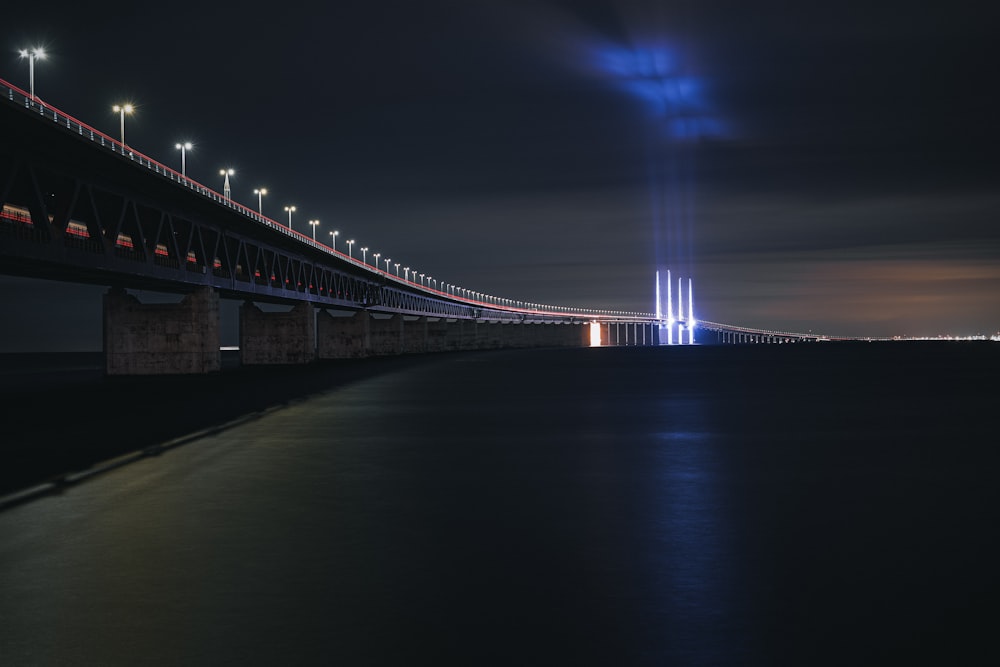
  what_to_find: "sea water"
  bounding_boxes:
[1,343,998,665]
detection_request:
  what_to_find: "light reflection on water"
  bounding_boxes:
[643,390,751,664]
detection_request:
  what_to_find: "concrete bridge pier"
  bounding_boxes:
[317,310,369,359]
[240,301,316,365]
[369,314,404,355]
[501,322,525,347]
[485,321,505,348]
[103,286,221,375]
[558,322,590,348]
[426,318,451,352]
[460,320,484,350]
[444,319,465,350]
[403,317,428,353]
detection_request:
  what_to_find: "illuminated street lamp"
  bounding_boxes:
[346,239,355,258]
[112,103,133,146]
[360,247,368,264]
[419,273,425,286]
[329,230,338,251]
[254,188,267,215]
[384,257,392,272]
[394,263,400,276]
[284,205,296,230]
[219,168,234,199]
[175,142,193,177]
[404,267,410,281]
[373,252,381,270]
[309,219,320,241]
[18,47,45,101]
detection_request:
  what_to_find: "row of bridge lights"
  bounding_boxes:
[16,45,651,319]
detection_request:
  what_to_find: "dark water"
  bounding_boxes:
[1,343,998,666]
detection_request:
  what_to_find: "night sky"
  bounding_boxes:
[2,0,998,350]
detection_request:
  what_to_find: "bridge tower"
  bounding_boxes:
[656,270,696,345]
[666,269,674,345]
[688,277,696,345]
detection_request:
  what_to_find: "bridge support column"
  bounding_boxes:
[445,319,465,350]
[317,310,370,359]
[103,286,221,375]
[369,314,404,355]
[483,322,503,349]
[554,322,589,348]
[426,318,450,352]
[467,320,489,349]
[542,322,563,347]
[403,317,428,353]
[240,301,316,365]
[454,319,475,350]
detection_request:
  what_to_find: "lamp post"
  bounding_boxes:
[360,247,368,264]
[404,267,410,281]
[329,230,338,251]
[385,258,392,272]
[284,205,296,230]
[394,263,400,276]
[18,47,45,101]
[219,168,234,199]
[112,104,133,146]
[254,188,267,215]
[346,239,355,258]
[175,142,192,177]
[373,252,380,270]
[309,219,320,241]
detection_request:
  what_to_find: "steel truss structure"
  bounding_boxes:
[0,85,567,324]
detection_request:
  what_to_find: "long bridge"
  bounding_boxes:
[1,74,833,374]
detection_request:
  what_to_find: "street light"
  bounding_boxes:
[394,263,400,276]
[309,219,320,241]
[219,168,234,199]
[112,103,134,146]
[384,257,391,272]
[284,205,296,230]
[329,230,338,251]
[254,188,267,215]
[346,239,355,258]
[360,247,368,264]
[373,252,380,270]
[175,142,192,177]
[18,47,45,101]
[404,267,410,281]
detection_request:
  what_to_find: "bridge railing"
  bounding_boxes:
[2,76,658,322]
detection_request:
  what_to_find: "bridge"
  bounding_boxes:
[1,74,829,374]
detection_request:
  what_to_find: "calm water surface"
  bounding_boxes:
[1,343,998,665]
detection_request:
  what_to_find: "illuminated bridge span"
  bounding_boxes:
[1,75,825,374]
[696,322,858,344]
